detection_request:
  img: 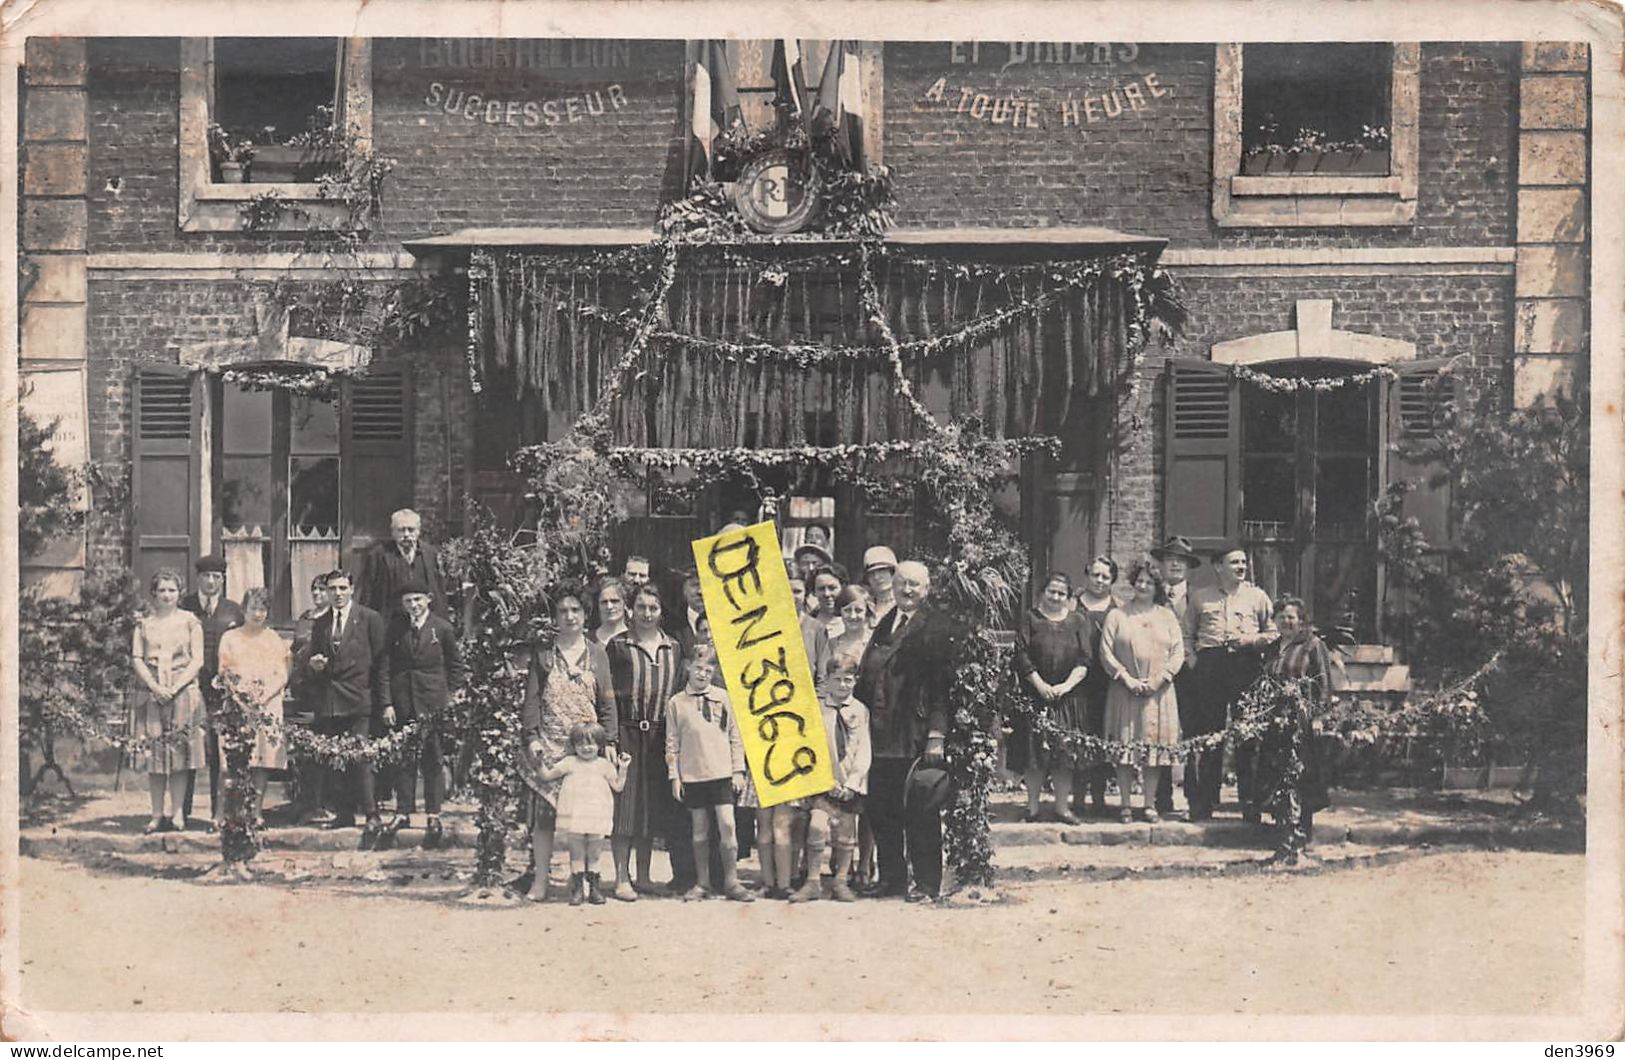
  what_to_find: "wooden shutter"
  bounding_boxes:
[1382,359,1456,549]
[131,368,201,585]
[344,369,414,562]
[1163,358,1240,555]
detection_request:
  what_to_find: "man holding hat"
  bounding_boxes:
[1150,535,1202,817]
[180,554,245,825]
[1182,544,1278,821]
[377,579,465,850]
[862,545,899,628]
[855,559,952,901]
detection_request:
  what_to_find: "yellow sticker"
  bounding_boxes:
[691,521,834,807]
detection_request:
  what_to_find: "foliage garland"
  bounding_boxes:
[1230,354,1468,394]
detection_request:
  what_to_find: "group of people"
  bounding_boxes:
[129,509,1335,897]
[132,509,462,852]
[517,530,955,905]
[1011,535,1333,851]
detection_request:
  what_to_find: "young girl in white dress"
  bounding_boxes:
[538,721,630,906]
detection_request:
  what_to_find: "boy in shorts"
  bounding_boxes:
[789,661,872,903]
[665,649,753,902]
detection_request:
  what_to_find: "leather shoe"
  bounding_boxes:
[904,884,936,903]
[358,817,383,851]
[422,817,444,851]
[373,815,407,851]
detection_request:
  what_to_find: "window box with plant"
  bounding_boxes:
[1240,123,1392,177]
[207,123,257,183]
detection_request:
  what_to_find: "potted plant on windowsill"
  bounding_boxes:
[207,123,256,183]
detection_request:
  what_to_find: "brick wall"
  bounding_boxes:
[85,38,686,253]
[884,41,1517,247]
[1167,273,1513,369]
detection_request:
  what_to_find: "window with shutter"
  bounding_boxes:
[347,370,413,559]
[1385,361,1456,549]
[201,370,415,621]
[1163,359,1240,555]
[132,370,200,586]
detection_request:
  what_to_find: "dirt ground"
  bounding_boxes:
[14,849,1584,1025]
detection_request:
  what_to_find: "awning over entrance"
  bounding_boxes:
[401,225,1167,258]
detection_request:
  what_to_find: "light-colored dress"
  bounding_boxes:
[553,755,619,836]
[1099,604,1185,766]
[217,626,291,770]
[829,625,872,676]
[133,610,208,776]
[524,644,605,813]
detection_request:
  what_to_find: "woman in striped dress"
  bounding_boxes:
[604,584,686,901]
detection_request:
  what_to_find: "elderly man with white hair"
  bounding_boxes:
[853,559,954,901]
[361,508,448,624]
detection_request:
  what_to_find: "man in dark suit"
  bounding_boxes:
[668,568,709,661]
[361,509,447,624]
[854,560,953,901]
[180,554,245,826]
[300,567,392,847]
[377,579,465,851]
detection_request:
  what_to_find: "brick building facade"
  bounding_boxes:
[17,36,1591,645]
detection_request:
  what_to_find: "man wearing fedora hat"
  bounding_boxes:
[180,554,245,825]
[1183,543,1277,821]
[1150,535,1201,817]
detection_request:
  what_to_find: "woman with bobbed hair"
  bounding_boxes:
[1011,571,1093,823]
[518,590,617,902]
[132,567,208,834]
[215,586,291,827]
[1097,558,1184,824]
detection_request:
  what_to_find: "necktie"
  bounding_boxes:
[700,697,714,724]
[895,611,910,636]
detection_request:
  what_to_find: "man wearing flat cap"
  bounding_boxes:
[1150,535,1201,817]
[1182,543,1277,821]
[377,579,465,850]
[181,554,245,825]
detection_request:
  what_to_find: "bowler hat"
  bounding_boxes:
[1149,535,1203,566]
[397,577,432,598]
[862,545,898,573]
[903,756,953,813]
[194,555,227,574]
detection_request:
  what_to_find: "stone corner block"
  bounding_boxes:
[1520,75,1588,130]
[1516,244,1588,298]
[1517,187,1587,243]
[24,38,87,86]
[1512,355,1581,407]
[1515,298,1587,354]
[1518,131,1587,186]
[1522,42,1589,72]
[22,199,87,252]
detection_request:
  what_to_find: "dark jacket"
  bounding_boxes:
[180,592,245,679]
[361,541,447,624]
[387,613,466,721]
[520,638,618,738]
[300,602,391,720]
[855,604,952,759]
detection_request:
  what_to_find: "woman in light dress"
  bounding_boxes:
[131,568,208,834]
[1098,559,1185,824]
[215,587,291,827]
